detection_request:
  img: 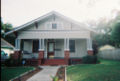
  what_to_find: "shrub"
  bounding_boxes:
[4,58,22,67]
[51,76,59,81]
[82,55,99,64]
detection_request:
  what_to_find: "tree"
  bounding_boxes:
[1,18,15,46]
[1,18,13,36]
[92,17,114,47]
[92,12,120,48]
[1,18,5,36]
[111,22,120,48]
[4,23,13,32]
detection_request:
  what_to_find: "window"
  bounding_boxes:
[69,40,75,52]
[33,40,39,53]
[48,43,54,52]
[52,23,57,29]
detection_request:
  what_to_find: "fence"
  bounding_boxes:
[98,49,120,60]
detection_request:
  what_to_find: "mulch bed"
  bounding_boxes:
[13,67,42,81]
[56,66,65,81]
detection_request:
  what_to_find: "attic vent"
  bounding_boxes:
[35,22,38,29]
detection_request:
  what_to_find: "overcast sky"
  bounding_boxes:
[1,0,120,27]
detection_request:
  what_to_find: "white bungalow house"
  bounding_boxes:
[5,11,95,65]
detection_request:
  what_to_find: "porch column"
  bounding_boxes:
[64,38,70,65]
[14,39,21,59]
[38,39,44,65]
[87,38,93,55]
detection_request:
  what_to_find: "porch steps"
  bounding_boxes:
[42,59,67,65]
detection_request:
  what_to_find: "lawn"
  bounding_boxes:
[67,59,120,81]
[1,67,34,81]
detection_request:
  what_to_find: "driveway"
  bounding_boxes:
[27,66,60,81]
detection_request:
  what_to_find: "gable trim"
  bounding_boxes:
[5,11,95,36]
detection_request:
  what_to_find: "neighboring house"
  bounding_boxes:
[1,38,15,60]
[99,45,115,51]
[5,11,95,65]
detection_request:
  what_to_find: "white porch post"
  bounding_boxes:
[38,39,44,65]
[15,39,21,51]
[39,39,41,50]
[87,38,93,50]
[15,39,17,50]
[39,39,45,51]
[18,39,21,50]
[66,38,69,50]
[64,38,67,50]
[42,39,45,50]
[64,38,70,65]
[14,39,21,59]
[64,38,69,50]
[87,38,93,55]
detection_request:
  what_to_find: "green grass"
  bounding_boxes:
[1,67,34,81]
[67,59,120,81]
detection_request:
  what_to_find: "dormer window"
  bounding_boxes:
[52,23,57,29]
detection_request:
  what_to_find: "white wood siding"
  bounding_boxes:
[17,15,90,39]
[22,16,87,31]
[70,39,87,58]
[18,31,90,39]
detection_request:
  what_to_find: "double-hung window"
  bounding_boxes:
[52,23,57,29]
[33,40,39,53]
[69,40,75,52]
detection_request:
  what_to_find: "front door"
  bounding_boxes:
[48,42,55,59]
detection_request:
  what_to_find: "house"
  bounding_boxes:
[5,11,95,65]
[1,38,15,60]
[99,45,115,51]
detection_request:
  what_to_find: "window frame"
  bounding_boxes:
[52,23,57,29]
[46,22,63,30]
[32,40,39,53]
[69,40,75,53]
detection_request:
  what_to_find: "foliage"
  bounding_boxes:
[1,18,5,30]
[4,35,15,46]
[92,41,98,55]
[93,13,120,48]
[1,19,13,35]
[1,20,15,45]
[1,67,34,81]
[1,18,15,46]
[93,33,114,47]
[4,23,13,32]
[82,55,98,64]
[111,22,120,48]
[67,59,120,81]
[4,58,22,67]
[51,76,59,81]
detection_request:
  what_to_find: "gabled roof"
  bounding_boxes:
[5,11,96,36]
[1,38,15,49]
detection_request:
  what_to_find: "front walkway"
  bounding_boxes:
[27,66,60,81]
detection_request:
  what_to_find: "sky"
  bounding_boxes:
[1,0,120,27]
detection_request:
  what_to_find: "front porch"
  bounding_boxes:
[13,38,93,65]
